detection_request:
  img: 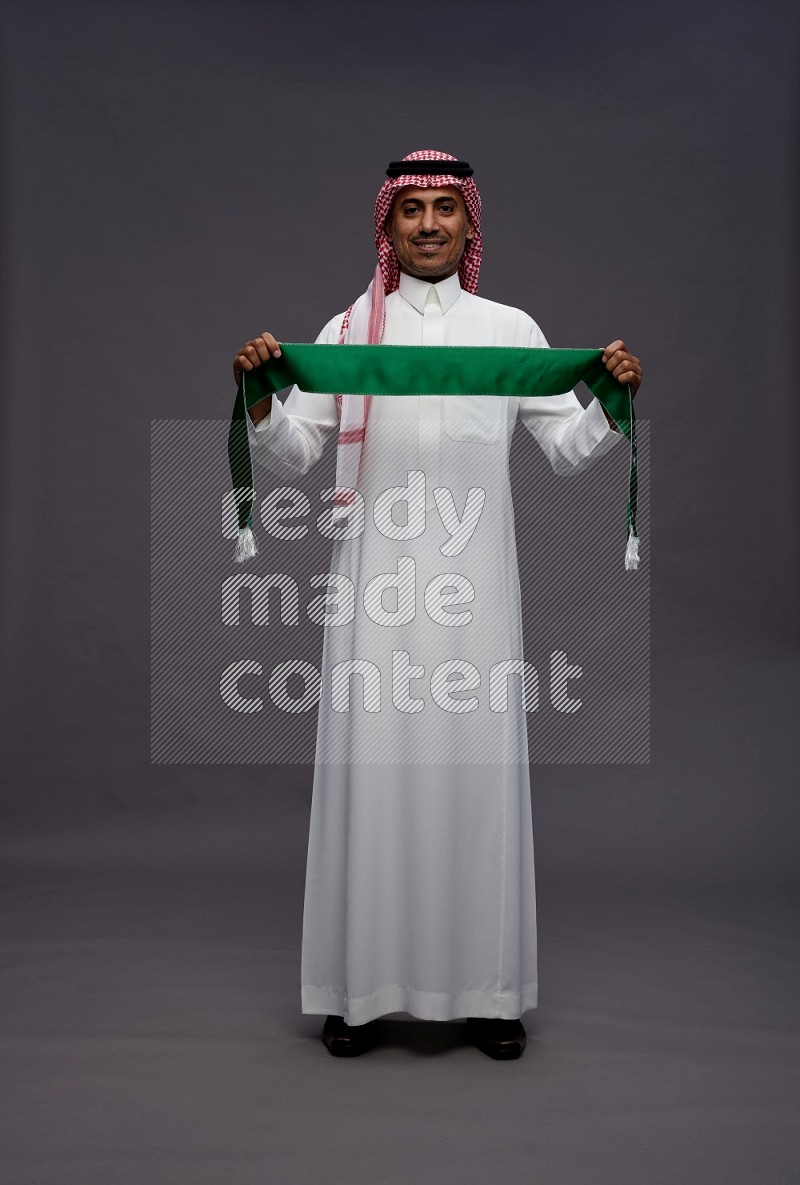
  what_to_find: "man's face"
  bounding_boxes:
[385,185,475,282]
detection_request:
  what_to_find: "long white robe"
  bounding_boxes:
[247,271,622,1024]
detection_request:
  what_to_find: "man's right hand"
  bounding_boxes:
[234,332,282,426]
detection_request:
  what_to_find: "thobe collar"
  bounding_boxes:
[397,270,462,315]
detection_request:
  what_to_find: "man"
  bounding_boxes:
[233,150,643,1060]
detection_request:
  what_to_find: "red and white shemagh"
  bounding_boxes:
[331,149,483,515]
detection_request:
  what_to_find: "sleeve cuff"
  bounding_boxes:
[586,397,625,457]
[246,395,284,445]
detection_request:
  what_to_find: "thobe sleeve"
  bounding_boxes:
[517,319,624,476]
[246,314,342,478]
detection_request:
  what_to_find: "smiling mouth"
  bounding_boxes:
[413,241,447,252]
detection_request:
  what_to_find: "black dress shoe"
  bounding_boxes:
[466,1017,527,1060]
[322,1014,377,1057]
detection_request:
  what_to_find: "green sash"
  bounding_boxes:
[228,344,639,568]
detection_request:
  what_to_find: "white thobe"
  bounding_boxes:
[248,271,622,1025]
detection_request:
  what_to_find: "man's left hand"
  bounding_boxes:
[602,340,642,397]
[600,340,642,432]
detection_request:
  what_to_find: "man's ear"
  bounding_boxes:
[466,220,476,241]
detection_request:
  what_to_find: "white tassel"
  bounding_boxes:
[624,530,640,571]
[234,526,258,563]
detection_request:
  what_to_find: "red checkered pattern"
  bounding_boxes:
[332,149,483,512]
[374,148,483,299]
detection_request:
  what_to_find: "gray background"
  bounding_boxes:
[0,1,798,1182]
